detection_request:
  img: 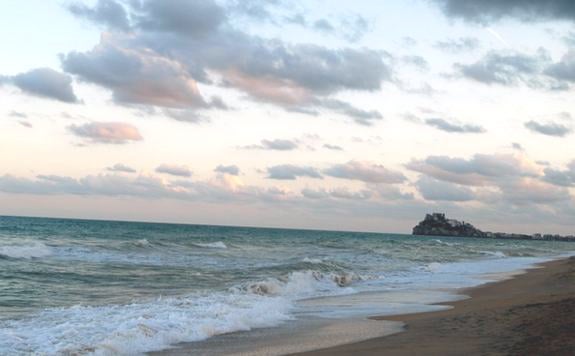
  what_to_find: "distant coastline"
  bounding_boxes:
[412,213,575,242]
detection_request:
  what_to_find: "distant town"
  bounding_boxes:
[413,213,575,242]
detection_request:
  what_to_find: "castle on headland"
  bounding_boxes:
[412,213,575,242]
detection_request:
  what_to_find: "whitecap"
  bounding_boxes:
[0,242,52,259]
[193,241,227,249]
[0,292,292,355]
[480,250,507,258]
[426,262,442,272]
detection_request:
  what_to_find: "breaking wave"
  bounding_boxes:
[239,270,361,297]
[0,242,52,259]
[192,241,228,249]
[0,292,292,355]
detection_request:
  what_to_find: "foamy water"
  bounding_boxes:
[0,216,572,355]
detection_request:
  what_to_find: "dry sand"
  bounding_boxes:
[293,256,575,356]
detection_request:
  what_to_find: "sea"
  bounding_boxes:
[0,216,572,355]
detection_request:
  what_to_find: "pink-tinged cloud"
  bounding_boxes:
[69,122,143,144]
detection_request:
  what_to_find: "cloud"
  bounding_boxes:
[498,178,570,205]
[407,153,539,186]
[244,139,299,151]
[324,161,406,184]
[425,118,485,133]
[61,39,207,108]
[68,0,130,31]
[68,122,143,144]
[8,111,28,118]
[107,163,136,173]
[267,165,322,180]
[432,0,575,23]
[434,37,480,53]
[132,0,226,36]
[215,164,240,176]
[409,152,570,206]
[545,49,575,82]
[63,0,392,122]
[542,161,575,187]
[454,50,549,87]
[318,99,383,126]
[301,187,372,200]
[323,144,343,151]
[416,176,476,202]
[524,120,572,137]
[401,55,429,70]
[3,68,79,103]
[156,164,192,177]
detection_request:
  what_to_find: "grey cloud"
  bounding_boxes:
[319,99,382,126]
[0,174,170,198]
[267,165,322,180]
[512,142,524,151]
[6,68,79,103]
[69,122,143,144]
[455,50,548,86]
[498,178,570,205]
[215,164,240,176]
[261,139,299,151]
[9,111,28,118]
[407,153,538,186]
[107,163,136,173]
[328,187,372,200]
[402,55,429,70]
[432,0,575,23]
[301,187,372,201]
[425,118,485,133]
[313,19,335,33]
[417,177,476,202]
[545,50,575,82]
[68,0,130,31]
[542,161,575,187]
[18,121,33,128]
[434,37,480,53]
[245,139,299,151]
[161,108,208,123]
[398,82,437,96]
[301,188,328,200]
[323,144,343,151]
[370,184,415,201]
[133,0,226,36]
[324,161,406,184]
[156,164,192,177]
[61,43,207,108]
[64,0,391,122]
[524,120,572,137]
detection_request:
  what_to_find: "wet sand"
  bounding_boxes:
[294,256,575,356]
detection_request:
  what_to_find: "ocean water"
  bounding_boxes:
[0,216,572,355]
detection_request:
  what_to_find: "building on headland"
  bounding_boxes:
[412,213,575,242]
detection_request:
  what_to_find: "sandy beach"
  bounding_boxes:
[294,256,575,356]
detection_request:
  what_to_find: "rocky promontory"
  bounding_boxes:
[412,213,575,242]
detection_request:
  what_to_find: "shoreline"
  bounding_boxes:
[293,256,575,356]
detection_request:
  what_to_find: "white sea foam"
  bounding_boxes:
[0,292,292,355]
[133,239,151,247]
[426,262,442,272]
[193,241,227,249]
[241,270,360,298]
[0,242,52,259]
[480,250,507,258]
[302,257,323,264]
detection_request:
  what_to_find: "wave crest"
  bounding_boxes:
[192,241,227,249]
[0,242,52,259]
[240,270,361,297]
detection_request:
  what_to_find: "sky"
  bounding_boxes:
[1,0,575,234]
